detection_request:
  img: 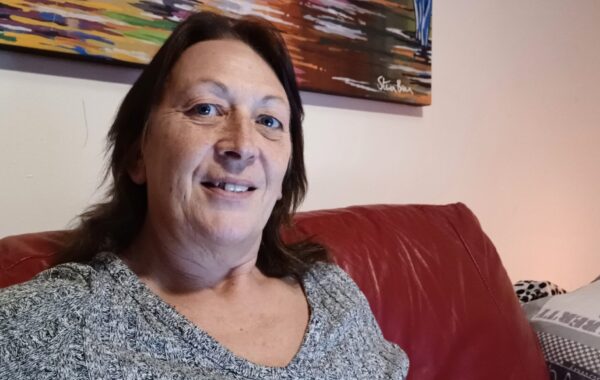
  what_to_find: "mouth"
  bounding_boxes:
[200,181,257,193]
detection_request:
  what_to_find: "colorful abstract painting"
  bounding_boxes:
[0,1,432,105]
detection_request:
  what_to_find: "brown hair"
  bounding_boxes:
[61,12,329,279]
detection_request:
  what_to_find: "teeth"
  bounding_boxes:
[218,183,249,193]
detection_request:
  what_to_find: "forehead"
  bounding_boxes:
[166,39,288,103]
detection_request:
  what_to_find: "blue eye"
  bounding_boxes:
[256,115,282,129]
[193,103,219,116]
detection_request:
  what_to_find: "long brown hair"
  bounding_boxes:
[61,12,329,279]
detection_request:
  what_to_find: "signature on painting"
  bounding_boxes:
[376,75,414,95]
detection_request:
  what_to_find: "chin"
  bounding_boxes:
[197,220,261,247]
[191,206,270,243]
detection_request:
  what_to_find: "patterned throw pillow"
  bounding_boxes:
[514,280,567,304]
[523,280,600,380]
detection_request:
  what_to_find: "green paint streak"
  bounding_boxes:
[122,30,168,45]
[104,11,177,31]
[0,32,17,43]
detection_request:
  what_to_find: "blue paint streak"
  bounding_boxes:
[72,45,107,59]
[39,12,67,25]
[413,0,432,47]
[72,45,88,55]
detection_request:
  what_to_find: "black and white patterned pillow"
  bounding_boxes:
[523,280,600,380]
[537,331,600,379]
[513,280,566,304]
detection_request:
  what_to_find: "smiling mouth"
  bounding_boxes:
[201,181,257,193]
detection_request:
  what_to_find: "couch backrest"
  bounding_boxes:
[288,203,548,380]
[0,230,69,288]
[0,203,548,379]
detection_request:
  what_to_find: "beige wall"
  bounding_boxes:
[1,0,599,290]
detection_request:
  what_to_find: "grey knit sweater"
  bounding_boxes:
[0,252,408,379]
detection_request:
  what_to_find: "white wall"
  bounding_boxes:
[1,0,599,290]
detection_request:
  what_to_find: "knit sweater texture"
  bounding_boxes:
[0,252,408,379]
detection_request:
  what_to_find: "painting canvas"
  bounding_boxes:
[0,1,432,105]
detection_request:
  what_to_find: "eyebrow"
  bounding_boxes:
[186,79,289,107]
[193,79,228,96]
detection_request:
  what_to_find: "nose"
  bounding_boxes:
[215,115,258,168]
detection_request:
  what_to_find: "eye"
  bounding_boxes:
[192,103,220,117]
[256,114,282,129]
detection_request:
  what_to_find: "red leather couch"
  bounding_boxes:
[0,203,548,379]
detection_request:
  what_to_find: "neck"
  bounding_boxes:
[121,219,264,294]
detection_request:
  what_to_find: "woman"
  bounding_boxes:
[0,12,409,379]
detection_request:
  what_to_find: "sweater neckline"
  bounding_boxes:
[96,252,324,378]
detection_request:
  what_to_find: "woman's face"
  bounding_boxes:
[130,39,292,250]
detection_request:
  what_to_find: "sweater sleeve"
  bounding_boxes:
[0,264,93,380]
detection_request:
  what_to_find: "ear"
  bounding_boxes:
[127,142,147,185]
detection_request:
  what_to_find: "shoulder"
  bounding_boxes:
[305,261,360,291]
[305,262,410,378]
[0,262,97,371]
[304,261,379,333]
[305,261,368,309]
[0,261,96,315]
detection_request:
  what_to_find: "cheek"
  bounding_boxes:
[146,137,209,186]
[269,143,292,187]
[273,139,292,169]
[147,150,206,216]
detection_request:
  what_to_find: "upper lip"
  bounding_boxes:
[201,176,258,190]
